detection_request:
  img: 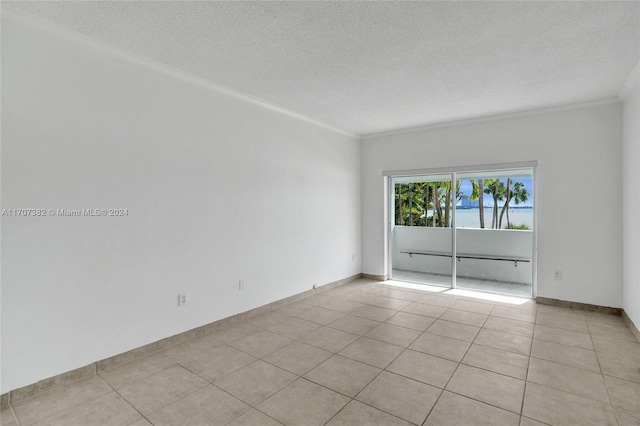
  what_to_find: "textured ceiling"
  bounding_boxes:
[4,1,640,136]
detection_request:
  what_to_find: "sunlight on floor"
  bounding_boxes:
[391,269,532,299]
[381,280,449,293]
[379,274,532,306]
[444,288,530,305]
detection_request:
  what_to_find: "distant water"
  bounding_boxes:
[453,208,533,229]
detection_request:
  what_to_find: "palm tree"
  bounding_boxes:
[511,181,529,220]
[470,179,485,228]
[499,180,530,228]
[440,180,463,227]
[422,183,431,226]
[395,183,412,225]
[432,183,443,227]
[411,182,429,226]
[396,180,467,228]
[395,182,432,226]
[394,184,403,225]
[498,178,511,229]
[484,179,505,229]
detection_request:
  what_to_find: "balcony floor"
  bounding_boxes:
[392,268,532,298]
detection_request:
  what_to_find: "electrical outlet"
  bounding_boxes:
[178,293,187,306]
[554,270,562,280]
[239,280,244,290]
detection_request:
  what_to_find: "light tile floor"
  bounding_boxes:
[392,269,533,298]
[3,278,640,426]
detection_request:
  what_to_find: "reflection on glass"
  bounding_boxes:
[394,180,456,228]
[455,173,533,230]
[391,169,535,299]
[455,170,534,298]
[391,175,453,287]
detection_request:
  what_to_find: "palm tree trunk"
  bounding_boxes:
[491,198,497,228]
[499,198,509,229]
[408,184,413,226]
[498,178,511,229]
[397,186,403,225]
[431,184,437,227]
[491,179,501,228]
[444,185,451,227]
[434,184,442,227]
[478,180,485,228]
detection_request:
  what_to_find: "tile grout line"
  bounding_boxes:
[3,274,362,408]
[12,281,636,425]
[320,400,352,426]
[422,324,476,423]
[422,308,502,423]
[340,288,633,424]
[210,304,404,423]
[107,379,158,426]
[528,349,605,375]
[421,388,446,426]
[600,372,640,426]
[173,348,286,426]
[207,374,278,426]
[526,316,625,422]
[149,289,532,423]
[444,305,531,419]
[250,377,347,426]
[325,293,439,425]
[310,341,389,426]
[10,374,112,425]
[520,314,537,420]
[112,347,260,425]
[9,405,21,426]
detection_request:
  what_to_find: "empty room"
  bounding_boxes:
[2,1,640,425]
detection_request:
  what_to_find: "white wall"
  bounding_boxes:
[362,102,623,308]
[392,227,533,284]
[1,15,361,392]
[622,64,640,328]
[393,227,452,276]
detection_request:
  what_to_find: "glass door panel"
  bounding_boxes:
[391,174,453,287]
[455,170,534,297]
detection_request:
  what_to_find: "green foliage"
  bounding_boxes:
[394,181,460,227]
[394,182,429,226]
[507,223,530,230]
[395,177,530,230]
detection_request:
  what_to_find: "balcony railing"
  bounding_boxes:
[392,225,533,285]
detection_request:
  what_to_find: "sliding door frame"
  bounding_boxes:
[385,161,538,298]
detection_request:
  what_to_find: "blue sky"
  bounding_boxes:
[458,177,533,207]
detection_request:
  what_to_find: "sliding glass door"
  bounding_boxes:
[454,170,534,297]
[390,173,454,287]
[389,165,535,298]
